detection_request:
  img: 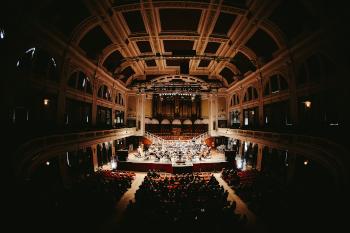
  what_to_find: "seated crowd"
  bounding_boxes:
[221,168,286,217]
[121,171,248,233]
[18,170,136,233]
[95,170,135,200]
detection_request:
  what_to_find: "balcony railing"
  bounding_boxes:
[144,131,209,145]
[14,127,137,178]
[217,128,349,189]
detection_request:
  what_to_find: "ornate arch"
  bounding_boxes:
[262,70,289,88]
[100,44,125,67]
[242,84,259,102]
[71,16,100,45]
[260,20,286,49]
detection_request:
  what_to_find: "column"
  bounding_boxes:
[239,88,244,128]
[124,93,128,125]
[208,94,214,136]
[239,140,244,156]
[289,65,298,127]
[227,94,231,127]
[141,93,145,134]
[209,93,219,136]
[136,93,145,135]
[91,144,98,172]
[111,93,116,128]
[91,82,98,126]
[111,140,116,157]
[56,60,69,127]
[56,89,66,127]
[214,94,219,131]
[286,52,299,127]
[257,77,264,128]
[256,143,263,171]
[286,152,296,184]
[136,94,140,131]
[58,153,71,188]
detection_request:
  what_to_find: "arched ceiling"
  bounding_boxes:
[38,0,321,88]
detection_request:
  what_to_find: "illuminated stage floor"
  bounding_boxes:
[126,149,226,164]
[115,149,229,173]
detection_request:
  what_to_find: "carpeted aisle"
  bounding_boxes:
[98,172,146,233]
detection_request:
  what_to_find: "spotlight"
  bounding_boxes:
[46,161,50,166]
[304,101,311,108]
[43,98,50,106]
[0,29,5,39]
[111,160,117,170]
[304,160,308,166]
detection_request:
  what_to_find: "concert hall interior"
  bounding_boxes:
[2,0,350,233]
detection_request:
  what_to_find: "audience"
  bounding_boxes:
[121,171,248,233]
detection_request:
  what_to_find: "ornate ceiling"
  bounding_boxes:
[38,0,322,88]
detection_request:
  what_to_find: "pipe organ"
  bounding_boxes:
[152,94,201,119]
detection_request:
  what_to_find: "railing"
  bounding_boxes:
[144,131,165,144]
[144,131,209,145]
[192,132,209,144]
[217,128,349,188]
[14,127,137,178]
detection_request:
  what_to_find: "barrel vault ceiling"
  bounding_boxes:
[38,0,322,88]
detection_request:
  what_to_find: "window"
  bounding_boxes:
[243,86,258,102]
[98,85,112,101]
[231,94,240,106]
[17,47,59,81]
[263,74,288,96]
[67,71,92,94]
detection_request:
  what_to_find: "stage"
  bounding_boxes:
[117,149,230,173]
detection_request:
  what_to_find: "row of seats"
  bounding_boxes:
[120,171,248,233]
[96,170,135,180]
[221,168,258,187]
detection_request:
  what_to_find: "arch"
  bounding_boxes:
[78,25,112,60]
[115,92,125,105]
[97,84,112,101]
[245,28,279,62]
[224,63,241,77]
[151,118,160,124]
[263,73,289,96]
[115,65,135,82]
[239,46,258,63]
[161,119,170,125]
[259,20,286,49]
[67,70,93,94]
[172,119,181,125]
[183,119,192,125]
[230,50,257,77]
[101,48,125,75]
[194,119,202,124]
[144,118,152,124]
[201,119,209,124]
[150,74,206,84]
[243,86,258,102]
[17,47,60,81]
[71,16,100,45]
[296,52,337,86]
[230,93,240,106]
[219,66,236,85]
